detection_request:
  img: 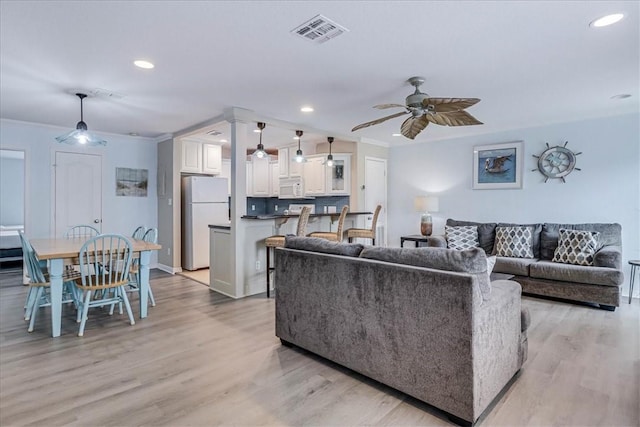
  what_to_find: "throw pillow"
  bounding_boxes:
[494,226,535,258]
[552,228,600,266]
[445,225,480,250]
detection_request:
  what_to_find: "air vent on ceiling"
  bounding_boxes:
[206,130,222,136]
[291,14,348,44]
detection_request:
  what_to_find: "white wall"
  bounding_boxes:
[388,113,640,297]
[0,119,158,260]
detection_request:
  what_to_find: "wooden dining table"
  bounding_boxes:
[29,237,162,337]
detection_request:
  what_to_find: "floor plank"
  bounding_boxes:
[1,268,638,426]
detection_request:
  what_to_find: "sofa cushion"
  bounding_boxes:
[529,260,624,287]
[359,246,491,300]
[494,226,535,258]
[492,223,542,258]
[541,223,622,260]
[552,229,600,266]
[445,225,480,250]
[494,256,539,276]
[446,219,497,254]
[285,236,364,257]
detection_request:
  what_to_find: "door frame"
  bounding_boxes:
[364,156,388,246]
[50,147,104,237]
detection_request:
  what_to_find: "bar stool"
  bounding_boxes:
[264,206,311,298]
[308,205,349,242]
[629,260,640,304]
[346,204,382,245]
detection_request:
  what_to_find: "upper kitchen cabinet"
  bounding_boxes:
[279,146,310,178]
[250,156,270,196]
[270,161,279,197]
[303,156,326,196]
[179,138,222,175]
[326,154,351,195]
[278,148,289,178]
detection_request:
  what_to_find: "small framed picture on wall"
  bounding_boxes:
[473,141,523,190]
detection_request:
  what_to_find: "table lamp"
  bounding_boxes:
[414,196,439,236]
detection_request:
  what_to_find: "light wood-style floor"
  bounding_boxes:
[1,266,638,426]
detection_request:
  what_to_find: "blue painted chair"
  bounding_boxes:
[18,231,79,332]
[64,224,100,239]
[74,234,135,336]
[132,225,146,240]
[126,227,158,307]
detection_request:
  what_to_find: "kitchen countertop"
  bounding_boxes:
[241,211,372,220]
[209,224,231,230]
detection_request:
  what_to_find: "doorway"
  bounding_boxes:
[53,151,103,237]
[0,149,25,269]
[364,156,387,246]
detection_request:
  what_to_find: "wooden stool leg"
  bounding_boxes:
[348,237,353,243]
[372,238,375,246]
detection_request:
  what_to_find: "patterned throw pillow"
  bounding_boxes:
[445,225,480,250]
[494,227,534,258]
[552,228,600,266]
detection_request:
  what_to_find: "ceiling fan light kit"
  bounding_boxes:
[351,76,483,140]
[55,93,107,147]
[252,122,267,159]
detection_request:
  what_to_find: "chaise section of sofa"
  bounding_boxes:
[433,220,624,310]
[275,238,527,425]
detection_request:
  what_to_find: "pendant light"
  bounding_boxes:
[55,93,107,147]
[253,122,267,159]
[294,130,306,163]
[326,137,335,167]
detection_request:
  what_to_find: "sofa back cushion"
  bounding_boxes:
[446,219,497,254]
[540,223,622,260]
[360,246,491,300]
[285,236,364,257]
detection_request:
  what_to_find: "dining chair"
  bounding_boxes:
[346,204,382,245]
[74,234,135,336]
[264,206,311,298]
[308,205,349,242]
[132,225,147,240]
[19,231,79,332]
[64,224,100,239]
[125,227,158,307]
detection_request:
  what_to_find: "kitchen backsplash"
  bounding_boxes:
[246,196,350,215]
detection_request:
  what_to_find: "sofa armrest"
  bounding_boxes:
[593,245,622,269]
[425,235,447,248]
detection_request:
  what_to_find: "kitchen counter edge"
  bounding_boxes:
[241,211,372,220]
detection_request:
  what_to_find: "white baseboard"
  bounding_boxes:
[156,263,182,274]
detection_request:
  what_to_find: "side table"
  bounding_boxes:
[400,235,430,248]
[629,260,640,304]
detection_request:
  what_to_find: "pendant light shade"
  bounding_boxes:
[252,122,267,159]
[55,93,107,147]
[326,136,335,167]
[294,130,306,163]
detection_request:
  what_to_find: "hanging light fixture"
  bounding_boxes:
[253,122,267,159]
[55,93,107,147]
[326,136,335,167]
[294,130,306,163]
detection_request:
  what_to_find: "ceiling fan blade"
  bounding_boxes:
[373,103,408,110]
[427,110,483,126]
[423,98,481,113]
[400,115,430,140]
[352,111,409,132]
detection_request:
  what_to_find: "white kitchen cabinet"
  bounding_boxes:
[179,139,222,175]
[326,154,351,195]
[304,156,326,196]
[289,146,304,177]
[220,159,231,195]
[251,156,270,196]
[270,162,279,196]
[278,148,289,178]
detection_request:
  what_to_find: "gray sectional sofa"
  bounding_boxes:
[275,236,529,425]
[427,219,624,311]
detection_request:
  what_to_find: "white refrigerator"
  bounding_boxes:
[182,176,229,270]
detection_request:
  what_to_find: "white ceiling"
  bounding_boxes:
[1,1,638,147]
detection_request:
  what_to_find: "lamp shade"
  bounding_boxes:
[414,196,439,213]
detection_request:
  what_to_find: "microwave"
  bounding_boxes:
[279,177,305,199]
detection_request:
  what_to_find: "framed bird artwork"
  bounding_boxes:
[473,141,524,190]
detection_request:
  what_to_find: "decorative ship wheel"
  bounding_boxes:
[532,141,581,183]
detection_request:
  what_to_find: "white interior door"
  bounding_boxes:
[364,157,387,246]
[54,151,102,237]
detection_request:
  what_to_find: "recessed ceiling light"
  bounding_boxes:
[293,136,300,140]
[253,129,262,133]
[611,94,631,99]
[220,139,228,143]
[590,13,624,28]
[392,133,402,137]
[134,60,154,69]
[300,106,314,113]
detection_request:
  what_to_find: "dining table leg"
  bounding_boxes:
[49,258,63,337]
[138,250,151,318]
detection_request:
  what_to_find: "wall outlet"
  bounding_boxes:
[255,260,261,271]
[168,198,172,206]
[275,205,278,211]
[167,247,171,256]
[251,204,255,211]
